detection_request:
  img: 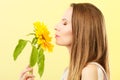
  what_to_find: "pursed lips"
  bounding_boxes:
[55,34,60,38]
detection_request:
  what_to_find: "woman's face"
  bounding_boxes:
[55,7,73,47]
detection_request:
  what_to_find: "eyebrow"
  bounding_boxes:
[62,18,68,21]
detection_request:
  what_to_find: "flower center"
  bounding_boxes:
[42,35,45,40]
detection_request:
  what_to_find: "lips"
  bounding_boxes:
[55,34,60,38]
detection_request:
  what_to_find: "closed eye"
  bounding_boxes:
[63,21,67,25]
[62,18,68,26]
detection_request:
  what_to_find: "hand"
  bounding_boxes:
[20,65,35,80]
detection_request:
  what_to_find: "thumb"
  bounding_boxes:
[27,65,33,74]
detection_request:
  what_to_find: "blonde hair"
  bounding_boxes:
[67,3,110,80]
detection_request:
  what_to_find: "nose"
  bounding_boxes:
[54,24,60,31]
[54,25,57,30]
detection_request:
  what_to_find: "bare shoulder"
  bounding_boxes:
[81,63,98,80]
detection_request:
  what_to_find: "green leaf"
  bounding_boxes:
[26,33,35,36]
[13,39,27,60]
[37,48,44,63]
[32,37,37,45]
[38,48,45,77]
[38,59,44,77]
[30,46,38,67]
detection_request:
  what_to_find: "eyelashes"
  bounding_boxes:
[63,22,67,25]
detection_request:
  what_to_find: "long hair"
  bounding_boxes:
[67,3,110,80]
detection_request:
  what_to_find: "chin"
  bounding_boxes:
[56,42,62,46]
[56,41,64,46]
[55,41,70,47]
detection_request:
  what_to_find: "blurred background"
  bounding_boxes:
[0,0,120,80]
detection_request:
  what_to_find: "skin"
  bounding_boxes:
[82,64,98,80]
[55,7,73,52]
[20,7,99,80]
[20,66,34,80]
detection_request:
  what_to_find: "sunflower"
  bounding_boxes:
[33,21,54,52]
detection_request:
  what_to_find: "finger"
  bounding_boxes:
[25,74,35,80]
[20,73,35,80]
[26,65,31,69]
[27,78,34,80]
[20,68,33,78]
[22,68,33,75]
[26,65,33,74]
[29,68,33,74]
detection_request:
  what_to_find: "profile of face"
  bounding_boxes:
[55,7,73,47]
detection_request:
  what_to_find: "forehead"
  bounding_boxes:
[62,7,73,21]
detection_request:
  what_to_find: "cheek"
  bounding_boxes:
[62,31,73,44]
[56,28,73,46]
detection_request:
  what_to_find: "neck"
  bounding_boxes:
[66,45,72,54]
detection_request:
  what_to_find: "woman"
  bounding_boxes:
[20,3,110,80]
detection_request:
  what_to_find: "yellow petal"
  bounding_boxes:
[33,21,54,52]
